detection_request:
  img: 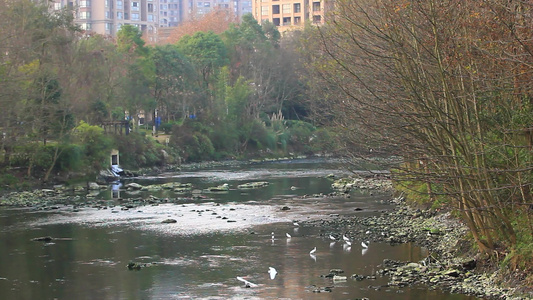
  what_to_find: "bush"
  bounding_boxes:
[286,120,316,154]
[56,144,83,172]
[0,173,18,189]
[209,122,239,154]
[72,121,113,172]
[176,133,214,162]
[170,119,217,162]
[114,132,168,168]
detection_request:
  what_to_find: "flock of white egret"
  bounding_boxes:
[237,223,371,288]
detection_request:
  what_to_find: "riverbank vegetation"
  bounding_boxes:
[0,0,531,291]
[0,1,332,188]
[301,0,532,288]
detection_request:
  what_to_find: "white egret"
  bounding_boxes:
[343,235,350,242]
[310,247,316,254]
[345,240,352,246]
[286,233,291,238]
[237,276,258,288]
[328,234,336,241]
[293,221,300,227]
[268,267,277,280]
[343,243,352,252]
[271,232,275,240]
[361,241,369,249]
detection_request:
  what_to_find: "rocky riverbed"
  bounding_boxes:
[1,163,531,300]
[304,196,532,300]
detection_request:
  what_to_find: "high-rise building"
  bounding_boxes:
[50,0,160,37]
[158,0,182,27]
[251,0,331,32]
[180,0,251,22]
[50,0,252,39]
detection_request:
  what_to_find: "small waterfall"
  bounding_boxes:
[111,165,123,177]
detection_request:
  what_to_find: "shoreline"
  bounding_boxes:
[1,161,530,299]
[303,195,532,300]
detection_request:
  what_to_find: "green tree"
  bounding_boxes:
[116,24,148,56]
[177,31,229,89]
[150,45,196,121]
[0,0,79,181]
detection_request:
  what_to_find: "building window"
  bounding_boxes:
[105,11,111,18]
[124,12,129,19]
[197,2,202,7]
[132,13,139,20]
[294,16,301,24]
[106,23,113,31]
[117,1,123,9]
[79,11,91,19]
[80,0,90,8]
[261,6,268,15]
[294,3,301,13]
[148,14,154,21]
[282,4,290,14]
[117,23,123,31]
[148,3,154,12]
[132,1,139,11]
[312,2,321,12]
[117,12,123,19]
[313,15,321,23]
[273,18,280,26]
[283,17,291,25]
[80,23,91,30]
[54,3,61,10]
[272,5,279,14]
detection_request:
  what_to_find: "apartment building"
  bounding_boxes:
[50,0,251,38]
[50,0,159,37]
[251,0,331,32]
[180,0,251,21]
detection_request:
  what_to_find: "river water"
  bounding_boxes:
[0,159,475,299]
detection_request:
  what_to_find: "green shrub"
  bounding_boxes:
[286,120,316,153]
[0,173,18,189]
[56,144,83,171]
[209,122,239,154]
[114,132,168,168]
[311,128,336,154]
[170,119,216,162]
[72,121,113,172]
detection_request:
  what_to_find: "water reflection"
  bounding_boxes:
[0,160,476,300]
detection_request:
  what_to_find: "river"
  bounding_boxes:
[0,159,475,299]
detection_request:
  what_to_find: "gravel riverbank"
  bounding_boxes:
[303,195,532,300]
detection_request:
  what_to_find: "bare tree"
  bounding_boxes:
[303,0,532,257]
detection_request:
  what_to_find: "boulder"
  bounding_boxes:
[87,182,101,190]
[237,181,269,189]
[161,219,177,223]
[126,183,143,190]
[207,183,230,192]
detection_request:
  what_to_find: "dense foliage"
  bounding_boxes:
[0,0,329,185]
[301,0,532,280]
